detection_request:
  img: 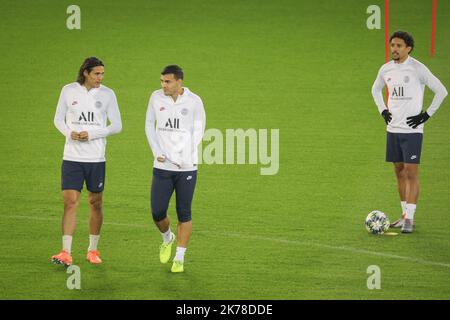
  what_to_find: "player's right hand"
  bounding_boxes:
[78,131,89,141]
[157,155,166,162]
[70,131,80,140]
[381,109,392,124]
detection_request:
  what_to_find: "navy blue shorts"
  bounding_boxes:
[386,132,423,164]
[61,160,105,192]
[151,168,197,223]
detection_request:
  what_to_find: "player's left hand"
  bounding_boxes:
[406,111,430,129]
[157,155,166,162]
[381,109,392,124]
[79,131,89,141]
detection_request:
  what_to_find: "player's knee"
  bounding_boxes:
[405,169,418,180]
[395,171,407,180]
[89,197,103,211]
[394,165,405,176]
[152,210,167,222]
[64,196,79,209]
[177,210,192,223]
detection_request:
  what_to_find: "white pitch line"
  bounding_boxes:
[3,214,450,269]
[214,232,450,269]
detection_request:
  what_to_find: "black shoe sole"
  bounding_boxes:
[52,258,71,266]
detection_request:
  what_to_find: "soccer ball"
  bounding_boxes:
[365,210,390,235]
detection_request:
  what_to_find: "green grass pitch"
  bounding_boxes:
[0,0,449,299]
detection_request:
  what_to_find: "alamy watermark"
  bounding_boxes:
[162,127,279,175]
[367,265,381,290]
[366,5,381,30]
[66,265,81,290]
[66,5,81,30]
[198,128,279,176]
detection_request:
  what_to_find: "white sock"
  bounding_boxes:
[401,201,407,215]
[174,247,186,263]
[88,234,100,251]
[62,235,72,255]
[405,203,416,220]
[161,229,173,244]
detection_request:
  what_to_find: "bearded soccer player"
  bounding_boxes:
[145,65,206,272]
[51,57,122,265]
[371,31,447,233]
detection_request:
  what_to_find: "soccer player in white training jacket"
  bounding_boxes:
[371,31,447,233]
[52,57,122,265]
[145,65,205,272]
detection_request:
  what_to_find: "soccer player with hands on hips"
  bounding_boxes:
[145,65,206,273]
[52,57,122,265]
[371,31,447,233]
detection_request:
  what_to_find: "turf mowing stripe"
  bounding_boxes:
[218,232,450,269]
[3,214,450,269]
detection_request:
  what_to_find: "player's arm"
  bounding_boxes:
[176,98,205,168]
[85,91,123,141]
[192,98,206,149]
[54,87,79,140]
[145,93,164,161]
[420,64,448,117]
[371,69,391,124]
[407,65,448,128]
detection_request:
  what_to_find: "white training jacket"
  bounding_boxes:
[145,88,206,172]
[371,56,447,134]
[54,82,122,162]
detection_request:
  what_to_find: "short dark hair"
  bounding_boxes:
[77,57,104,84]
[389,31,414,53]
[161,65,184,80]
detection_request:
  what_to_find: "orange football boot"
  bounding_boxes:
[86,250,102,264]
[51,250,73,266]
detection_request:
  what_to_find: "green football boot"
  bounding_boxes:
[159,233,175,264]
[171,260,184,273]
